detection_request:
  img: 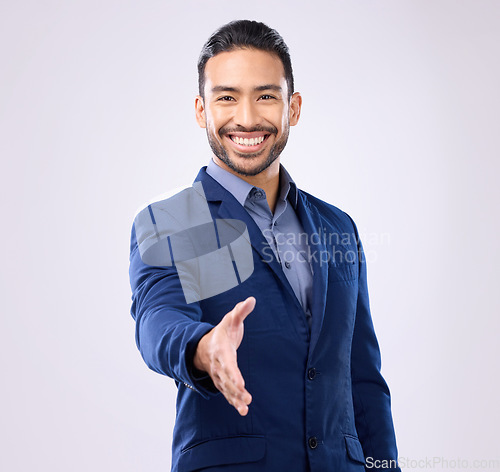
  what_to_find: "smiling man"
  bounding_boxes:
[129,20,401,472]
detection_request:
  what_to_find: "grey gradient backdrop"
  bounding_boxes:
[1,1,499,471]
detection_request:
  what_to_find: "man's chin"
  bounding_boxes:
[230,152,276,173]
[232,151,266,161]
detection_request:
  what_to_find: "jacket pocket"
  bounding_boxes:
[178,435,265,471]
[344,435,366,464]
[328,260,357,282]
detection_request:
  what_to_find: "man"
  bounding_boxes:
[129,20,401,472]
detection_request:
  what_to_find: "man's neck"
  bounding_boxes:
[212,156,281,213]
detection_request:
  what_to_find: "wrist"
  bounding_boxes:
[193,330,211,372]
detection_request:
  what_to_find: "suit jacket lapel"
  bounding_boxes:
[296,191,329,356]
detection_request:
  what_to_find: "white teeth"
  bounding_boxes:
[231,136,266,146]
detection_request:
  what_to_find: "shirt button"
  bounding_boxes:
[284,261,291,269]
[308,436,318,449]
[254,191,263,198]
[308,368,317,380]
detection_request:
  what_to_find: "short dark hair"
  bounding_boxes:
[198,20,294,100]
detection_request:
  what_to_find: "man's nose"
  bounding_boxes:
[233,98,260,129]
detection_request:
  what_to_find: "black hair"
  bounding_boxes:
[198,20,294,100]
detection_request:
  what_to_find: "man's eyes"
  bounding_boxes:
[216,95,277,102]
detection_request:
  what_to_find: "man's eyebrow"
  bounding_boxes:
[210,84,283,93]
[254,84,282,93]
[211,85,240,93]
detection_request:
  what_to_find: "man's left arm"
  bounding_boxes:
[349,215,401,472]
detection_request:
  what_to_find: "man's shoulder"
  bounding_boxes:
[298,188,357,235]
[132,182,196,221]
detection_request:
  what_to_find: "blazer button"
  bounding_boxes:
[308,436,318,449]
[307,368,316,380]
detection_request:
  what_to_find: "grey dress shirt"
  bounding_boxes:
[206,159,313,327]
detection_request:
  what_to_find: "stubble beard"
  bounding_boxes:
[206,125,290,177]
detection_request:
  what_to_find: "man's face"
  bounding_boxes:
[195,48,301,177]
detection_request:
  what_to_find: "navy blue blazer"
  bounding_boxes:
[129,167,401,472]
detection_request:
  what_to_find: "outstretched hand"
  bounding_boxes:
[193,296,256,416]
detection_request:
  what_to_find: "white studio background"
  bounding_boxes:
[1,1,499,471]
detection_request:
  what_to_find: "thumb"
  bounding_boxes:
[228,296,256,327]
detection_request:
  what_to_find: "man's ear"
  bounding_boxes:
[195,95,207,128]
[289,92,302,126]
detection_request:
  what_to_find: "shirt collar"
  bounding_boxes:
[279,164,298,209]
[206,158,298,209]
[206,158,254,207]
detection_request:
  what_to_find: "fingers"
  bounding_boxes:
[210,344,252,416]
[211,349,252,416]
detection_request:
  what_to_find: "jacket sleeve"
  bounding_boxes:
[128,222,219,399]
[348,215,401,472]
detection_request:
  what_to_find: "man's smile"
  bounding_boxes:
[222,131,272,154]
